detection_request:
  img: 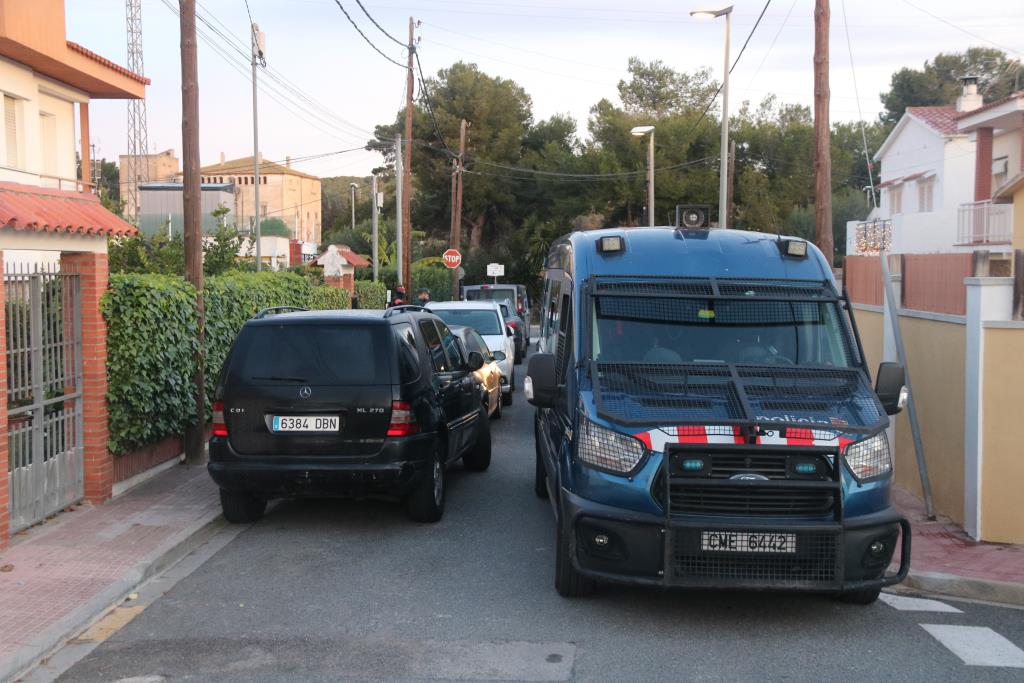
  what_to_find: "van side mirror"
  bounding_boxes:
[467,351,484,372]
[875,362,908,415]
[525,352,558,408]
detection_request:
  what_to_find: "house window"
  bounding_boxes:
[4,95,19,168]
[889,185,903,214]
[261,203,268,217]
[993,156,1008,191]
[917,177,934,212]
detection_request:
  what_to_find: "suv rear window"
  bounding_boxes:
[228,324,390,385]
[430,308,503,335]
[465,288,515,306]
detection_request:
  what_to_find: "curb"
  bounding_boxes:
[901,570,1024,607]
[1,509,225,683]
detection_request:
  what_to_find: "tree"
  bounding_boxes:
[879,47,1021,125]
[617,57,718,118]
[259,217,290,238]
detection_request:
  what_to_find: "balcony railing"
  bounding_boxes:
[957,200,1013,245]
[854,219,892,253]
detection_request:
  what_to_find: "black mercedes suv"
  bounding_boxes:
[208,306,491,524]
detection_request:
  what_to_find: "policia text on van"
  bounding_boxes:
[525,228,910,603]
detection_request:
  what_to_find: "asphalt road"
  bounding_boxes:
[43,353,1024,683]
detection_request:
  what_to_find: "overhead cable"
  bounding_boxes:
[355,0,407,47]
[840,0,877,206]
[331,0,408,68]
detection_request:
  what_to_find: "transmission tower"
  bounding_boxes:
[125,0,149,224]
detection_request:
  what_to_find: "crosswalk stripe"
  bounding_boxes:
[922,625,1024,668]
[879,593,962,613]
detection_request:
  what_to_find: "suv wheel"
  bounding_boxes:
[405,445,446,523]
[463,410,492,472]
[555,515,596,598]
[219,489,266,524]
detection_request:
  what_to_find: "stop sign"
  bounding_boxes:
[442,248,462,269]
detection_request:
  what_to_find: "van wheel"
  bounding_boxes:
[534,418,548,499]
[463,411,492,472]
[406,445,446,523]
[219,489,266,524]
[555,516,595,598]
[838,586,882,605]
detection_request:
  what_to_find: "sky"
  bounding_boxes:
[65,0,1024,179]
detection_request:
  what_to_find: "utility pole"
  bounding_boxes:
[450,119,467,300]
[814,0,834,266]
[395,133,404,287]
[251,23,265,270]
[179,0,204,465]
[726,139,736,227]
[371,174,379,282]
[402,16,415,292]
[349,182,357,232]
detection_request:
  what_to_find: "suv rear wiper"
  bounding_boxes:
[249,375,308,383]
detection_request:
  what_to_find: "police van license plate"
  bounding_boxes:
[701,531,796,553]
[272,416,340,433]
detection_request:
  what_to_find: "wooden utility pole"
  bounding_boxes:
[180,0,204,465]
[450,119,467,300]
[813,0,834,266]
[402,16,415,292]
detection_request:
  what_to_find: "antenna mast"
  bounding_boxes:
[125,0,149,224]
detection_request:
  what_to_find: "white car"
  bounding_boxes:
[427,301,516,405]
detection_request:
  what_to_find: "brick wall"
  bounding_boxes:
[60,252,112,503]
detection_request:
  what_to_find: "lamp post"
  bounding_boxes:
[349,182,358,232]
[690,5,733,229]
[630,125,655,227]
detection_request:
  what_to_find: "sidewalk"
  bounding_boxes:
[892,485,1024,605]
[0,464,221,682]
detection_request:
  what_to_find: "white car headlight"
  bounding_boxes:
[844,432,892,482]
[576,416,646,475]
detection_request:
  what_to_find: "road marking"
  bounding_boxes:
[70,605,147,644]
[879,593,962,613]
[921,625,1024,668]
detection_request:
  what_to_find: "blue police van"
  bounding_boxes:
[525,227,911,602]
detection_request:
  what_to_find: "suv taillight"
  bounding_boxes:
[387,400,420,437]
[212,401,228,437]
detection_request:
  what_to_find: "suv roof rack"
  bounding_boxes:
[383,304,426,318]
[253,306,309,319]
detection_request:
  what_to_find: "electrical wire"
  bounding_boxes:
[331,0,408,68]
[414,51,453,155]
[466,156,717,182]
[355,0,406,47]
[743,0,797,93]
[840,0,876,207]
[901,1,1021,57]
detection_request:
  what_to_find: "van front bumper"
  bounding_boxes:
[561,488,911,593]
[207,433,435,498]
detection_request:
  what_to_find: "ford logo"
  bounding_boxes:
[730,473,769,481]
[299,386,312,398]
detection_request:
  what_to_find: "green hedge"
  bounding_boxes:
[104,271,352,455]
[354,279,386,309]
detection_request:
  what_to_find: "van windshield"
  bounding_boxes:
[591,296,854,367]
[430,308,503,336]
[229,324,390,385]
[465,288,515,305]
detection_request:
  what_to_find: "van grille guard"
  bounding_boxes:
[589,275,840,302]
[591,361,887,435]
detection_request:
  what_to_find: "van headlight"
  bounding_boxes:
[844,433,892,482]
[577,416,646,475]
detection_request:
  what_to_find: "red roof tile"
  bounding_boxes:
[66,41,151,85]
[906,106,959,135]
[955,90,1024,119]
[0,182,138,237]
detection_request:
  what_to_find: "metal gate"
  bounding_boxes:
[4,263,83,533]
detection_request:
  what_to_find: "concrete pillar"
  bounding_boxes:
[974,127,994,202]
[60,252,112,503]
[0,250,8,549]
[963,276,1014,539]
[79,102,91,193]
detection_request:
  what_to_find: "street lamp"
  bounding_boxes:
[349,182,358,232]
[690,4,733,229]
[630,125,655,227]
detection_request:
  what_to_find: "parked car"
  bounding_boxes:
[464,284,531,347]
[427,301,516,405]
[527,228,910,602]
[208,306,491,525]
[450,325,506,420]
[499,302,527,364]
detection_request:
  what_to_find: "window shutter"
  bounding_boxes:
[4,95,18,167]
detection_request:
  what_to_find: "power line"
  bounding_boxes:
[463,157,717,184]
[744,0,797,92]
[355,0,406,47]
[468,156,717,181]
[840,0,876,207]
[901,0,1021,56]
[331,0,408,68]
[414,51,453,154]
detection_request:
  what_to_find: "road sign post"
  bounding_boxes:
[442,249,462,269]
[486,262,504,285]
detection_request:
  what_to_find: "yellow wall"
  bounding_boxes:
[893,316,966,524]
[981,327,1024,543]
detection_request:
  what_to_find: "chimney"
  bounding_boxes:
[219,151,225,165]
[285,155,291,168]
[956,76,983,113]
